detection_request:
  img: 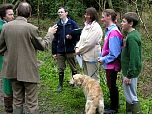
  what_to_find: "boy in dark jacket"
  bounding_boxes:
[52,7,79,92]
[121,12,142,114]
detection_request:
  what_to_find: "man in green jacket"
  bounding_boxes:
[0,3,14,114]
[121,12,142,114]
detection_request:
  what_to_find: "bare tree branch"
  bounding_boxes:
[95,0,103,10]
[131,0,151,41]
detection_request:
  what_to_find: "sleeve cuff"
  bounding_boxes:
[98,56,105,63]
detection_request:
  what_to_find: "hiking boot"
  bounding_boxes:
[126,101,132,114]
[57,72,64,93]
[13,107,23,114]
[104,109,117,114]
[4,96,13,113]
[132,102,142,114]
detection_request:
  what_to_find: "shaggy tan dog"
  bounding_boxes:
[70,74,104,114]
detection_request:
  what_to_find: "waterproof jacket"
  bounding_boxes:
[52,18,79,54]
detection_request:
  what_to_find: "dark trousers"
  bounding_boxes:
[106,69,119,112]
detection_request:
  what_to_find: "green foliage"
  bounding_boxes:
[65,0,86,20]
[34,16,152,113]
[0,15,151,113]
[36,50,152,113]
[37,51,85,113]
[0,0,151,113]
[28,0,86,20]
[112,0,124,12]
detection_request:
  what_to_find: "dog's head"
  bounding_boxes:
[69,74,85,86]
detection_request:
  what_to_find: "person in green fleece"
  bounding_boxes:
[0,3,14,114]
[121,12,142,114]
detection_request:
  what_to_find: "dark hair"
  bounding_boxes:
[123,12,139,27]
[85,7,98,22]
[17,2,32,18]
[0,4,14,19]
[58,6,68,12]
[103,9,117,22]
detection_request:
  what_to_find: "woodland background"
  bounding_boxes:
[0,0,152,114]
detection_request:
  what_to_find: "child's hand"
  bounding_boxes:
[66,34,72,39]
[123,77,131,85]
[52,54,57,59]
[75,48,80,54]
[98,57,103,64]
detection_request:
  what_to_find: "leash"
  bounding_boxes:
[71,65,99,80]
[71,62,100,79]
[90,63,99,77]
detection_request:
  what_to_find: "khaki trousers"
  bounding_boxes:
[11,80,39,113]
[83,60,100,82]
[57,53,77,74]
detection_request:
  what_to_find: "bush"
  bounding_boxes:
[28,0,86,20]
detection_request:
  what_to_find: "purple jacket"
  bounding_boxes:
[99,24,123,71]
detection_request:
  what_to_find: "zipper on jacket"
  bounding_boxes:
[63,24,66,53]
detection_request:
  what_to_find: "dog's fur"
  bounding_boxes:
[70,74,104,114]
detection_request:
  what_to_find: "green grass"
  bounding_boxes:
[0,16,151,114]
[33,15,152,113]
[37,51,152,114]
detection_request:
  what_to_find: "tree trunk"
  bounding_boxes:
[108,0,113,9]
[37,0,40,28]
[95,0,103,11]
[103,0,106,9]
[103,0,113,9]
[12,0,18,4]
[98,0,103,11]
[3,0,7,3]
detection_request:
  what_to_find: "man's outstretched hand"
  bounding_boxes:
[48,24,58,34]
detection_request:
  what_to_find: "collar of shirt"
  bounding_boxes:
[0,19,6,24]
[84,21,96,30]
[105,24,117,36]
[106,24,116,32]
[16,16,28,22]
[61,17,68,25]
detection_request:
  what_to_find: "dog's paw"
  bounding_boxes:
[69,78,74,85]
